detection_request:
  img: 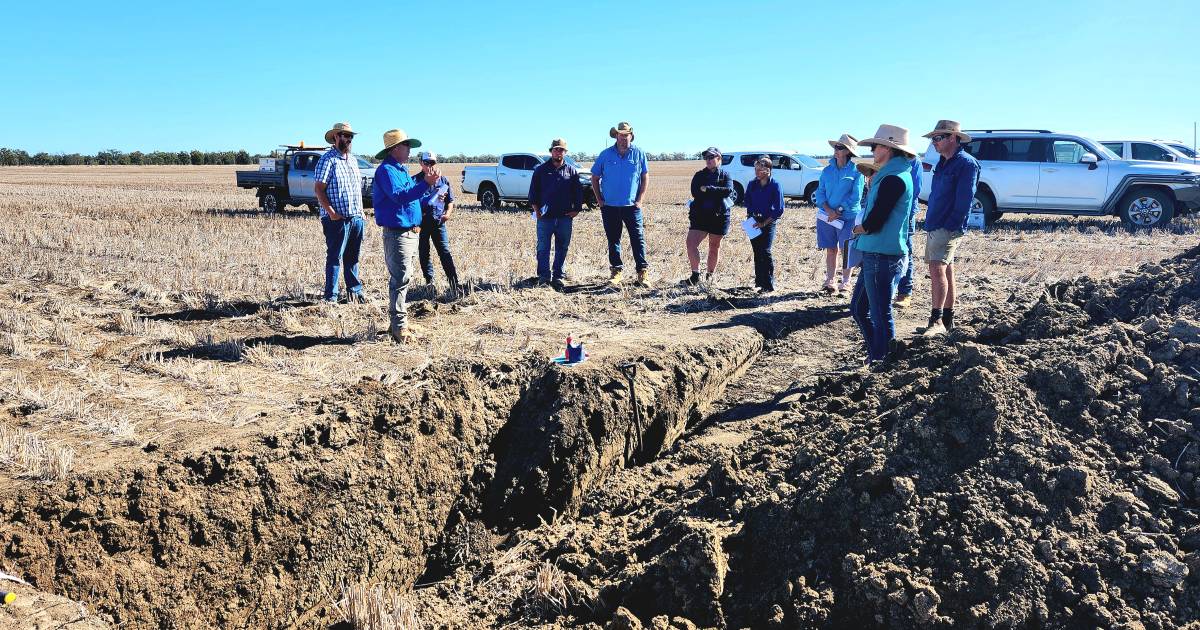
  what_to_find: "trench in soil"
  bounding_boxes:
[0,307,840,628]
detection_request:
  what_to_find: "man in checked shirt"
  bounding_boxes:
[314,122,368,303]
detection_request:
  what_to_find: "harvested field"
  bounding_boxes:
[1,164,1199,628]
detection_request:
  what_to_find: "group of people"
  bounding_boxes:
[311,118,980,365]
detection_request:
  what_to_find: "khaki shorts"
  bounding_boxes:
[925,228,965,264]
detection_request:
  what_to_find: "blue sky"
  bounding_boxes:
[4,0,1198,157]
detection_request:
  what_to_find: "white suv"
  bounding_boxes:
[917,130,1200,230]
[1099,139,1199,166]
[719,150,823,205]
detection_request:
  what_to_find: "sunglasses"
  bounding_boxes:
[337,132,354,140]
[834,144,848,151]
[421,160,437,166]
[930,134,950,143]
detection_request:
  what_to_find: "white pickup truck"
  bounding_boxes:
[461,153,595,210]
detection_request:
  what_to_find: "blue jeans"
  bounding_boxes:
[897,214,917,295]
[600,206,648,271]
[750,221,778,290]
[382,228,418,330]
[321,215,364,301]
[536,216,574,281]
[418,216,458,286]
[851,252,904,361]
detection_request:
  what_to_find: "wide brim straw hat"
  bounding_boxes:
[922,119,972,143]
[855,159,881,177]
[858,124,918,157]
[828,133,861,156]
[324,122,358,144]
[375,129,423,160]
[609,121,635,139]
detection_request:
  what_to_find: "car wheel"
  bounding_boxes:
[1118,188,1174,230]
[260,190,282,214]
[479,184,500,210]
[973,190,1002,225]
[732,182,745,206]
[804,182,819,205]
[306,203,318,215]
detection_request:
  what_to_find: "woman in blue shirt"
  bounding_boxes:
[744,157,785,293]
[812,134,864,294]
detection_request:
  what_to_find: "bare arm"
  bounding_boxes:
[591,177,604,208]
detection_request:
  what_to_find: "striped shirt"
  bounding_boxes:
[314,148,363,219]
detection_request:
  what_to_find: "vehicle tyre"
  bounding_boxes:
[260,190,283,214]
[803,182,819,205]
[1118,187,1175,230]
[973,189,1002,225]
[479,184,500,210]
[583,188,597,210]
[732,181,745,206]
[306,203,318,215]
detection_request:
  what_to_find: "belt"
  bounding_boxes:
[383,225,418,234]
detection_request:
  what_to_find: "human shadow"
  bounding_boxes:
[693,303,847,339]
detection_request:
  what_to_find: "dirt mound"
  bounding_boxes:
[416,245,1200,629]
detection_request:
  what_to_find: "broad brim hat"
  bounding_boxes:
[549,138,569,152]
[375,128,423,160]
[859,124,918,157]
[609,121,635,139]
[922,119,971,143]
[855,159,881,177]
[324,122,357,144]
[828,133,861,156]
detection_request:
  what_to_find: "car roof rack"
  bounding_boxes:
[963,129,1052,134]
[279,144,330,151]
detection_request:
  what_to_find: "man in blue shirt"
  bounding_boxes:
[529,138,582,290]
[919,120,980,336]
[590,122,651,286]
[314,122,365,303]
[372,128,435,343]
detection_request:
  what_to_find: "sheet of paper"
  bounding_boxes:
[741,217,762,240]
[816,209,845,230]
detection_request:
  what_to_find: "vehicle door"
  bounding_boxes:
[1131,142,1177,163]
[497,154,536,197]
[1035,139,1109,210]
[966,138,1044,208]
[289,153,319,200]
[1100,142,1127,159]
[769,154,804,196]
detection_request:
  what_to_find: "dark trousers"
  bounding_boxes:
[600,205,648,271]
[321,215,364,300]
[897,214,916,295]
[418,215,458,286]
[750,221,778,290]
[851,252,904,361]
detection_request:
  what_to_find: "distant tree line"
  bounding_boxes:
[0,148,264,166]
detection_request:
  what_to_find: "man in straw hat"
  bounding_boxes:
[850,124,917,365]
[529,138,583,290]
[918,120,979,336]
[591,122,651,286]
[371,128,438,343]
[314,122,367,303]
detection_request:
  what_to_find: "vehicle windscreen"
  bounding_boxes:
[1092,143,1121,160]
[357,157,374,169]
[792,154,821,168]
[1168,143,1197,158]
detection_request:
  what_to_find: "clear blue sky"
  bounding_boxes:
[5,0,1198,157]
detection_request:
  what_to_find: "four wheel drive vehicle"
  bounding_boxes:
[1100,139,1200,166]
[461,153,595,210]
[719,150,823,205]
[917,130,1200,230]
[236,145,375,213]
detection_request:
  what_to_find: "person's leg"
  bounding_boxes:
[851,256,875,359]
[928,261,947,312]
[535,218,553,282]
[418,217,435,283]
[600,206,624,273]
[382,231,406,333]
[823,247,838,288]
[552,217,573,282]
[750,233,765,288]
[864,255,900,361]
[625,206,649,272]
[838,241,854,290]
[897,230,915,296]
[706,234,722,274]
[942,263,957,329]
[394,231,417,329]
[432,220,458,288]
[343,216,364,297]
[760,223,776,291]
[686,230,705,273]
[321,217,347,301]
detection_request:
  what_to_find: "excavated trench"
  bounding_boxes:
[0,318,828,628]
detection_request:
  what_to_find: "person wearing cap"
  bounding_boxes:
[812,134,864,294]
[919,120,980,336]
[590,122,651,286]
[685,147,736,286]
[528,138,583,290]
[415,151,460,294]
[892,151,924,308]
[850,124,916,364]
[314,122,366,303]
[744,156,785,293]
[371,129,437,343]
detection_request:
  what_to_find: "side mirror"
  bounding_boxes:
[1080,153,1098,170]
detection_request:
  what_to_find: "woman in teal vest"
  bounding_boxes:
[850,125,917,364]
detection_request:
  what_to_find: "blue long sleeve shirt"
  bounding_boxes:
[812,158,864,220]
[745,177,784,221]
[924,147,980,232]
[529,160,583,219]
[372,157,430,229]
